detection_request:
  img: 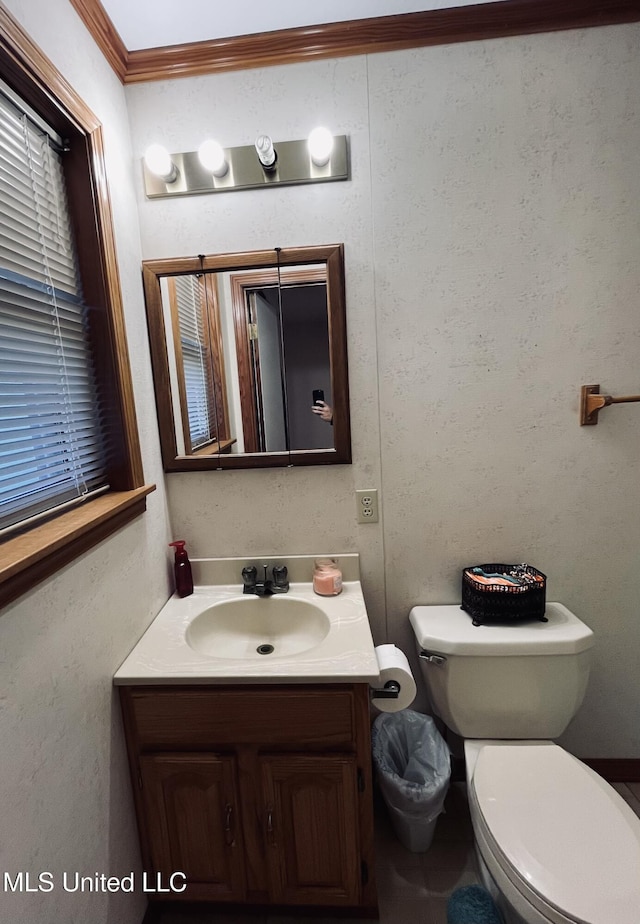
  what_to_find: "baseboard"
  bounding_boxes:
[582,758,640,783]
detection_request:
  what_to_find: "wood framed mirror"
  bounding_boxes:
[142,244,351,471]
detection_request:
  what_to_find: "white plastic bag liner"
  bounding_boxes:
[372,710,451,851]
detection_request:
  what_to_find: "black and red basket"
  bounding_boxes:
[461,563,547,626]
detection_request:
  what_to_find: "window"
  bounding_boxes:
[167,274,230,452]
[0,8,152,606]
[0,85,108,532]
[171,275,215,450]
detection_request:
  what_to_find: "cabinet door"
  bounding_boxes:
[140,753,245,902]
[260,754,361,905]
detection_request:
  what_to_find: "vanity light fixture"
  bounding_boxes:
[143,143,178,183]
[142,131,349,199]
[198,139,228,178]
[255,133,277,170]
[307,127,334,167]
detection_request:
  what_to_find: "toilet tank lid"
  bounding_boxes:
[409,603,594,656]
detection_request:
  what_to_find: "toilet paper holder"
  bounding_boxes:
[370,680,401,699]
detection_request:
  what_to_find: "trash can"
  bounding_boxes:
[372,709,451,852]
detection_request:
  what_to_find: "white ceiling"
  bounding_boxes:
[100,0,491,51]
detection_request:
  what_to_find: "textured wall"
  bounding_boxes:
[127,23,640,758]
[0,2,172,923]
[368,28,640,756]
[126,56,388,640]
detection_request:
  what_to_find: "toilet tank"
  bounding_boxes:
[409,603,594,739]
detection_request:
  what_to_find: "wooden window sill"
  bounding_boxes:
[0,485,156,609]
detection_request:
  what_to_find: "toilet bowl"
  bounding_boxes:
[409,603,640,924]
[466,739,640,924]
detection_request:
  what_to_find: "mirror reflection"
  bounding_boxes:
[142,244,351,471]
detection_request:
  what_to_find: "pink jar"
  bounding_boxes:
[313,557,343,596]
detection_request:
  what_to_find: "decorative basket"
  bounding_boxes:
[461,563,547,626]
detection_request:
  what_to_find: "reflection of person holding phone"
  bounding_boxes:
[311,389,333,425]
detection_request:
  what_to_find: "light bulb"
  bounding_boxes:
[198,139,228,178]
[308,127,334,167]
[255,134,277,169]
[143,144,177,182]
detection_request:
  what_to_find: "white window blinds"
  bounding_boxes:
[173,274,215,449]
[0,87,107,533]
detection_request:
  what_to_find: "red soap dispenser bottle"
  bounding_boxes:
[169,540,194,597]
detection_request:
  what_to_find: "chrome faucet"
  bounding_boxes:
[242,564,289,596]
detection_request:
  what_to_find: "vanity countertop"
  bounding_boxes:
[114,574,379,686]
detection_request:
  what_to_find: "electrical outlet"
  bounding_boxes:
[356,489,379,524]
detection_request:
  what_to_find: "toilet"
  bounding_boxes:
[409,602,640,924]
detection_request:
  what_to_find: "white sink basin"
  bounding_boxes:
[113,555,380,685]
[185,596,331,659]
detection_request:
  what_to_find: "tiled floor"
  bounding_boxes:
[149,781,640,924]
[373,781,479,924]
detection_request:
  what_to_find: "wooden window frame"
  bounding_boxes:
[166,275,230,454]
[0,7,154,608]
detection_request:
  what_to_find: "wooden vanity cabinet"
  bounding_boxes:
[119,683,377,913]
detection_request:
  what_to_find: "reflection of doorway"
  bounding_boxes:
[247,288,287,452]
[231,269,332,454]
[280,286,331,451]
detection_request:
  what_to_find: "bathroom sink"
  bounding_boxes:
[113,555,381,684]
[185,595,331,659]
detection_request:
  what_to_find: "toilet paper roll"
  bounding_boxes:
[371,644,417,712]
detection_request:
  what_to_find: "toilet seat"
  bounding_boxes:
[470,743,640,924]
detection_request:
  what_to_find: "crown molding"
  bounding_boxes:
[70,0,640,85]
